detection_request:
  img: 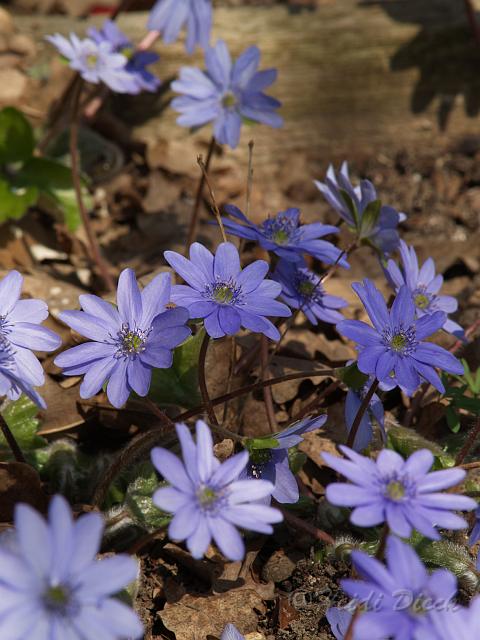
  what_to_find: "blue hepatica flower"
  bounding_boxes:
[221,205,347,267]
[323,446,476,539]
[221,624,245,640]
[151,420,283,561]
[0,494,143,639]
[273,260,348,325]
[245,415,326,504]
[337,279,464,395]
[342,535,457,640]
[171,40,283,149]
[385,240,464,339]
[425,598,480,640]
[46,33,139,94]
[326,607,353,640]
[0,270,61,399]
[54,269,190,408]
[148,0,212,54]
[345,383,385,452]
[164,242,291,340]
[88,20,160,93]
[315,162,406,255]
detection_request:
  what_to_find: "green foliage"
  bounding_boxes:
[123,463,171,531]
[387,424,456,470]
[359,199,381,239]
[148,328,204,408]
[337,362,368,391]
[246,436,279,451]
[0,106,83,229]
[0,396,46,457]
[442,361,480,434]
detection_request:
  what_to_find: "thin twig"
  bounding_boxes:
[186,136,216,251]
[197,155,227,243]
[127,525,167,556]
[460,460,480,471]
[198,332,219,426]
[291,379,341,422]
[246,140,254,218]
[320,241,357,285]
[345,378,380,448]
[463,0,480,44]
[279,507,334,545]
[261,335,277,433]
[69,78,115,292]
[456,416,480,466]
[0,412,26,463]
[143,397,176,429]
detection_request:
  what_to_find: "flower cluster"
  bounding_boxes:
[152,420,283,560]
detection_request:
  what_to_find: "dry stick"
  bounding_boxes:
[69,79,115,292]
[291,379,341,422]
[197,154,227,243]
[464,0,480,43]
[345,378,380,449]
[455,416,480,466]
[0,413,26,463]
[279,507,334,545]
[460,461,480,471]
[198,332,219,426]
[185,137,216,251]
[261,335,278,433]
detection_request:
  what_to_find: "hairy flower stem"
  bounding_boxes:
[261,335,277,433]
[197,154,227,243]
[0,412,26,463]
[455,416,480,466]
[185,136,216,252]
[291,379,340,421]
[345,378,380,449]
[70,78,115,292]
[198,332,219,426]
[320,240,357,285]
[464,0,480,43]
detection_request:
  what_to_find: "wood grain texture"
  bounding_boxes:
[15,0,480,171]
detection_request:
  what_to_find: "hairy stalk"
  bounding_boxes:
[143,397,176,429]
[185,136,216,251]
[0,412,26,463]
[291,379,340,421]
[261,335,277,432]
[128,525,167,555]
[198,332,219,426]
[222,336,237,423]
[455,416,480,466]
[197,154,227,243]
[320,240,357,285]
[70,78,115,292]
[246,140,254,218]
[345,378,380,449]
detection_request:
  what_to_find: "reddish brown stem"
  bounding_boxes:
[291,379,340,421]
[456,416,480,466]
[261,336,277,433]
[185,136,216,251]
[0,412,26,463]
[346,378,379,449]
[464,0,480,43]
[279,507,334,545]
[70,79,115,292]
[198,332,219,426]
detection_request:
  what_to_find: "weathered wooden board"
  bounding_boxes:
[14,0,480,172]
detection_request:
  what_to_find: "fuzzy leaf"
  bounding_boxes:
[124,463,171,531]
[387,425,455,469]
[0,396,45,457]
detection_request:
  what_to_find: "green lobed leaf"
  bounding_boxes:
[123,462,171,531]
[0,396,46,456]
[246,436,280,451]
[15,156,73,191]
[0,177,38,222]
[0,107,35,164]
[359,199,381,238]
[387,425,456,469]
[148,328,204,408]
[336,363,368,391]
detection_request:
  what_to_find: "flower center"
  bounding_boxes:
[205,278,243,306]
[261,213,300,245]
[383,325,417,356]
[120,46,134,60]
[386,480,405,500]
[115,323,150,358]
[222,92,237,108]
[43,584,73,615]
[86,54,98,68]
[414,291,430,310]
[196,484,226,514]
